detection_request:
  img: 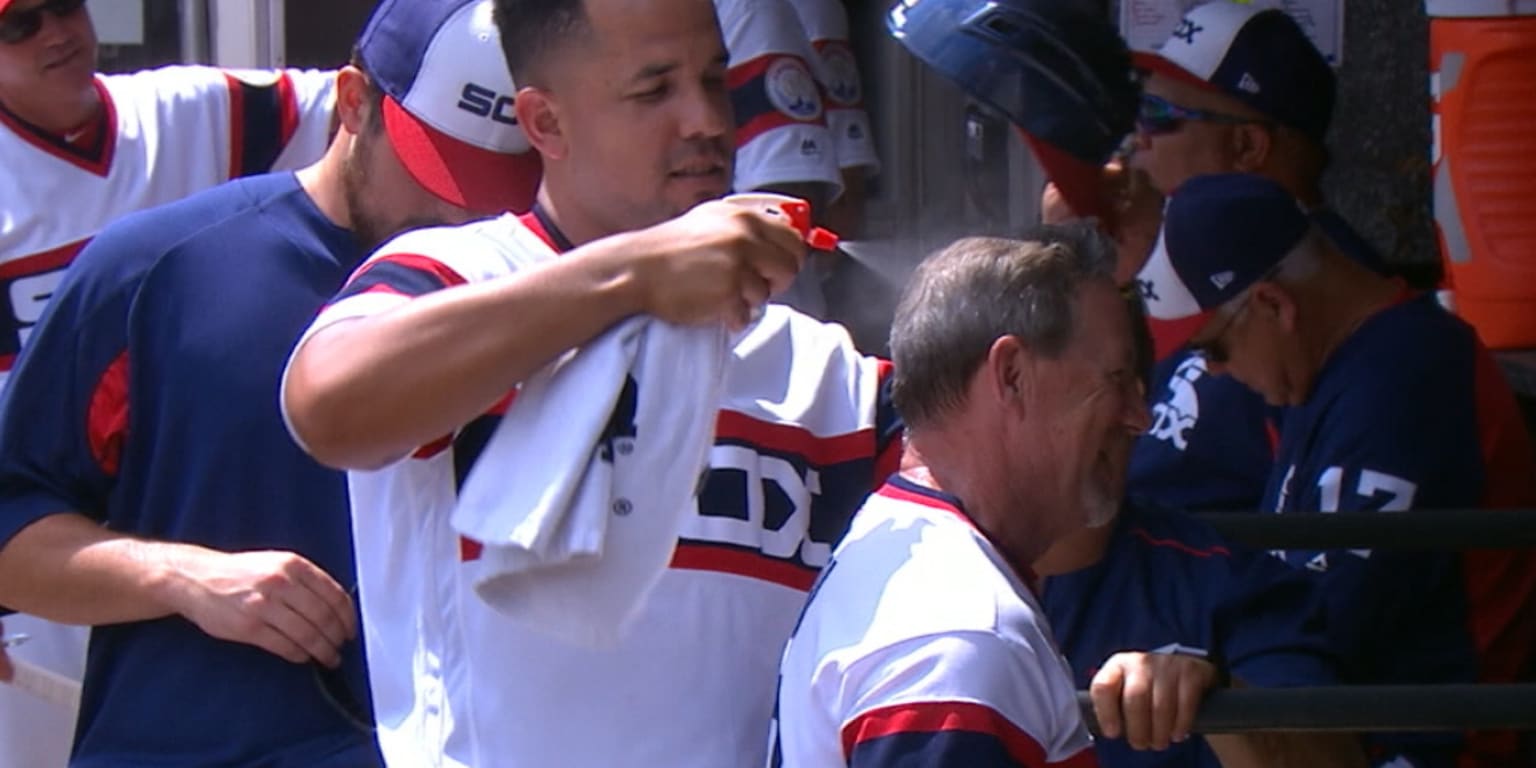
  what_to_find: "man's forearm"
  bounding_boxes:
[283,243,646,470]
[0,513,191,626]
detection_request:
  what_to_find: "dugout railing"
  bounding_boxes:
[1073,509,1536,737]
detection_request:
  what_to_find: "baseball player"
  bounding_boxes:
[280,1,902,765]
[0,0,540,764]
[0,0,334,763]
[773,231,1147,768]
[1140,173,1536,768]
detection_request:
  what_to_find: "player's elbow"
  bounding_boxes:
[282,330,401,472]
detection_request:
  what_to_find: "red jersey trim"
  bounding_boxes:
[669,541,818,591]
[87,351,131,476]
[841,700,1095,768]
[714,410,874,466]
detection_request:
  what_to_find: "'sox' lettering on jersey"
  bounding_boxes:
[0,239,86,371]
[674,410,876,590]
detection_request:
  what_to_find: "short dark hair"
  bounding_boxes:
[889,224,1115,428]
[493,0,591,86]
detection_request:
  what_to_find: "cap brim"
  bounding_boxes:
[1019,131,1112,225]
[0,0,13,14]
[382,96,542,215]
[1146,310,1217,362]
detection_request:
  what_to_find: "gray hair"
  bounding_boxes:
[889,223,1116,428]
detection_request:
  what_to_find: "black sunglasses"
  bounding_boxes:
[0,0,87,45]
[1136,93,1268,137]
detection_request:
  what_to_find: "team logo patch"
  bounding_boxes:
[765,57,824,122]
[817,42,863,107]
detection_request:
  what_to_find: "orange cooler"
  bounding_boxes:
[1429,0,1536,348]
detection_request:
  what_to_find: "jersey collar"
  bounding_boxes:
[879,475,1042,593]
[0,77,116,177]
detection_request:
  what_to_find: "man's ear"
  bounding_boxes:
[1231,123,1274,173]
[514,87,568,161]
[985,335,1032,414]
[1250,281,1297,333]
[333,65,371,137]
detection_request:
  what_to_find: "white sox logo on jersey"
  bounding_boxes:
[0,240,82,375]
[1147,355,1206,451]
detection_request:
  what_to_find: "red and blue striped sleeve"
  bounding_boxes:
[843,701,1096,768]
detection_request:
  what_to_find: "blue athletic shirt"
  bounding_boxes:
[1041,502,1335,768]
[0,173,381,767]
[1128,210,1382,514]
[1265,292,1536,767]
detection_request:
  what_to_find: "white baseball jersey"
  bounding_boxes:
[0,65,335,387]
[772,478,1097,768]
[0,64,332,768]
[785,0,880,173]
[287,208,902,767]
[716,0,842,197]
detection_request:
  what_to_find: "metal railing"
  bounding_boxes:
[1077,684,1536,735]
[1193,509,1536,550]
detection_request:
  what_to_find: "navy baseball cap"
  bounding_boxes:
[357,0,541,214]
[1134,2,1334,147]
[1134,173,1309,358]
[888,0,1138,223]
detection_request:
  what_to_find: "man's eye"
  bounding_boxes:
[633,85,668,102]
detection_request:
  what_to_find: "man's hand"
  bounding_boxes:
[164,549,356,668]
[0,619,13,683]
[1042,163,1164,282]
[628,200,806,330]
[1089,650,1220,751]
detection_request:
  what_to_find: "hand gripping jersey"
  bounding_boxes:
[0,65,334,388]
[785,0,879,173]
[1042,503,1335,768]
[289,210,901,767]
[1265,292,1536,767]
[773,478,1096,768]
[0,173,377,767]
[715,0,842,197]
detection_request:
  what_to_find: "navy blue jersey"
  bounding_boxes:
[1266,292,1536,766]
[1129,351,1275,512]
[1042,503,1334,768]
[0,174,380,767]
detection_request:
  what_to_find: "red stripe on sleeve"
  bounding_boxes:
[726,54,777,90]
[87,351,130,476]
[348,252,470,291]
[714,411,874,466]
[225,74,246,180]
[841,700,1093,768]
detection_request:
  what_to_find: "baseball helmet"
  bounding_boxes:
[889,0,1139,220]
